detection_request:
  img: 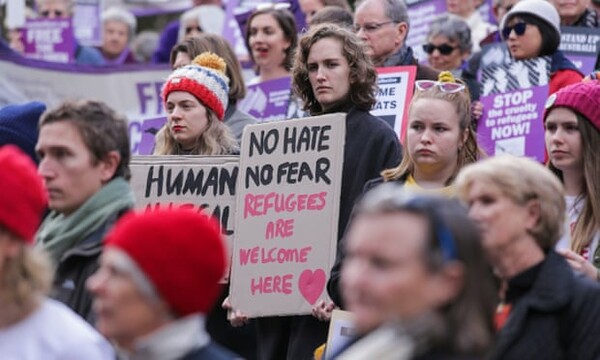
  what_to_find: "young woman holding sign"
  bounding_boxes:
[324,70,483,317]
[499,0,582,94]
[225,23,401,360]
[544,80,600,281]
[154,52,238,155]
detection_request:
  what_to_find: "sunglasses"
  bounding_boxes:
[422,43,456,55]
[41,9,65,17]
[185,26,203,34]
[415,80,465,93]
[502,22,527,38]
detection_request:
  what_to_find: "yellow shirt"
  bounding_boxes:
[403,174,455,197]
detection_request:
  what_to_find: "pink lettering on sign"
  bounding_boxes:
[251,274,293,295]
[243,191,327,218]
[265,218,295,240]
[239,246,313,266]
[298,269,326,305]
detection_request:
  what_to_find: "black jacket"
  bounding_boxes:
[51,209,129,323]
[490,250,600,360]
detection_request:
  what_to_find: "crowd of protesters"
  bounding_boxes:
[1,0,600,359]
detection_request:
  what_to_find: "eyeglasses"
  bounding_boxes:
[255,2,291,11]
[41,9,65,17]
[415,80,465,93]
[422,43,457,55]
[502,22,527,39]
[353,21,397,34]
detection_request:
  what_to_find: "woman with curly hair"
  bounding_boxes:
[154,52,238,155]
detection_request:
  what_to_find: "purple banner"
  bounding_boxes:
[238,76,292,122]
[559,26,600,77]
[22,18,75,63]
[406,0,447,63]
[477,85,547,162]
[73,0,103,47]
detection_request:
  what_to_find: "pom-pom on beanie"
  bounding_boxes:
[0,145,47,243]
[544,80,600,131]
[104,208,227,317]
[162,52,230,120]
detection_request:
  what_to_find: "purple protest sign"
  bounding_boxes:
[22,18,75,63]
[559,26,600,77]
[73,0,102,47]
[238,77,292,122]
[477,85,547,162]
[405,0,447,63]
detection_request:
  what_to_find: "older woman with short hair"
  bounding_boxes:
[99,7,138,64]
[456,155,600,360]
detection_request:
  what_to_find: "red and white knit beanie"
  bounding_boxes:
[104,208,227,316]
[161,52,230,120]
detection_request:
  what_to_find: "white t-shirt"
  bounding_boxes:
[0,298,114,360]
[556,195,600,264]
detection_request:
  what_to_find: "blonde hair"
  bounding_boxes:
[382,71,483,183]
[0,229,53,321]
[455,155,566,251]
[153,109,238,155]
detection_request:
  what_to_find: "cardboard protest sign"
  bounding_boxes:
[405,0,447,63]
[22,19,75,63]
[559,26,600,76]
[325,310,356,360]
[130,155,239,279]
[73,0,103,47]
[477,57,549,162]
[373,66,416,140]
[0,50,170,155]
[229,113,345,317]
[238,76,293,122]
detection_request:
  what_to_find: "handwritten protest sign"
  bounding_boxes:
[373,66,416,139]
[22,19,75,63]
[559,26,600,76]
[478,57,549,162]
[238,77,292,122]
[229,114,345,317]
[130,155,239,278]
[0,50,170,155]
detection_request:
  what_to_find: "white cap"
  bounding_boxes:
[500,0,560,41]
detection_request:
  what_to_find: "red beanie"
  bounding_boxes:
[0,145,47,243]
[104,208,227,316]
[544,80,600,131]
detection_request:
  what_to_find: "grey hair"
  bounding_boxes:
[427,13,472,53]
[178,7,205,42]
[36,0,75,14]
[355,0,409,27]
[101,6,137,42]
[110,248,163,306]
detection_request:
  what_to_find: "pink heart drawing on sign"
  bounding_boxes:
[298,269,326,305]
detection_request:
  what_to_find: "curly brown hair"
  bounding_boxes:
[292,24,378,115]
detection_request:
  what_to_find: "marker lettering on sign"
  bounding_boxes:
[243,191,327,218]
[239,246,312,265]
[145,165,238,197]
[245,158,331,188]
[144,203,234,236]
[251,274,293,295]
[282,125,331,154]
[249,128,279,157]
[265,218,295,239]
